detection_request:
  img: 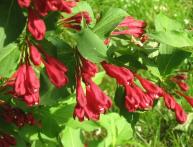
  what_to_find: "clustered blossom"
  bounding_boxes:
[73,57,112,121]
[7,64,40,106]
[7,40,68,106]
[1,105,36,127]
[112,16,146,38]
[60,11,92,30]
[102,62,189,123]
[0,133,16,147]
[17,0,78,40]
[104,16,147,45]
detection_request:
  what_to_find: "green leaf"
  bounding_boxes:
[0,43,20,77]
[77,28,108,63]
[157,44,190,75]
[66,118,99,132]
[98,113,133,146]
[155,13,183,32]
[93,8,128,38]
[0,0,25,47]
[59,127,84,147]
[150,31,193,48]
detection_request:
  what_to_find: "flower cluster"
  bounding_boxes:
[104,16,147,45]
[7,41,68,106]
[17,0,78,40]
[1,105,36,127]
[60,11,92,30]
[73,57,112,121]
[0,133,16,147]
[112,16,146,38]
[102,62,189,123]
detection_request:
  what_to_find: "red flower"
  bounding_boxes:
[29,44,42,66]
[176,91,193,107]
[162,93,176,110]
[175,103,187,124]
[17,0,31,8]
[102,62,134,86]
[28,8,46,40]
[62,11,92,30]
[74,80,112,121]
[43,55,68,88]
[14,64,27,96]
[112,16,146,38]
[81,57,98,83]
[135,74,163,97]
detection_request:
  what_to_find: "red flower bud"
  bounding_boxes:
[14,64,27,96]
[102,62,134,86]
[28,9,46,40]
[162,93,176,110]
[175,103,187,124]
[135,74,163,96]
[81,58,98,83]
[177,81,189,92]
[112,16,146,38]
[17,0,31,8]
[29,44,42,66]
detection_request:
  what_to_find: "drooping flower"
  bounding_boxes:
[102,61,134,86]
[27,8,46,40]
[175,103,187,124]
[29,44,42,66]
[74,58,112,121]
[43,54,68,88]
[17,0,31,8]
[61,11,92,30]
[112,16,146,38]
[135,74,163,97]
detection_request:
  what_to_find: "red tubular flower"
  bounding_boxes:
[177,81,189,92]
[81,58,98,83]
[28,8,46,40]
[176,91,193,107]
[112,16,146,38]
[25,66,40,94]
[62,11,92,30]
[102,62,134,86]
[85,81,112,117]
[125,85,140,112]
[3,134,16,146]
[135,74,163,97]
[43,55,68,88]
[29,44,42,66]
[175,103,187,123]
[14,64,27,96]
[17,0,31,8]
[162,93,176,110]
[32,0,48,16]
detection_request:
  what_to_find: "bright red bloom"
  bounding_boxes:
[17,0,31,8]
[62,11,92,30]
[81,58,98,83]
[135,74,163,97]
[28,9,46,40]
[14,64,27,96]
[44,55,68,88]
[112,16,146,38]
[33,0,76,16]
[175,103,187,124]
[74,80,112,121]
[162,93,176,110]
[102,62,134,86]
[176,91,193,107]
[29,44,42,66]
